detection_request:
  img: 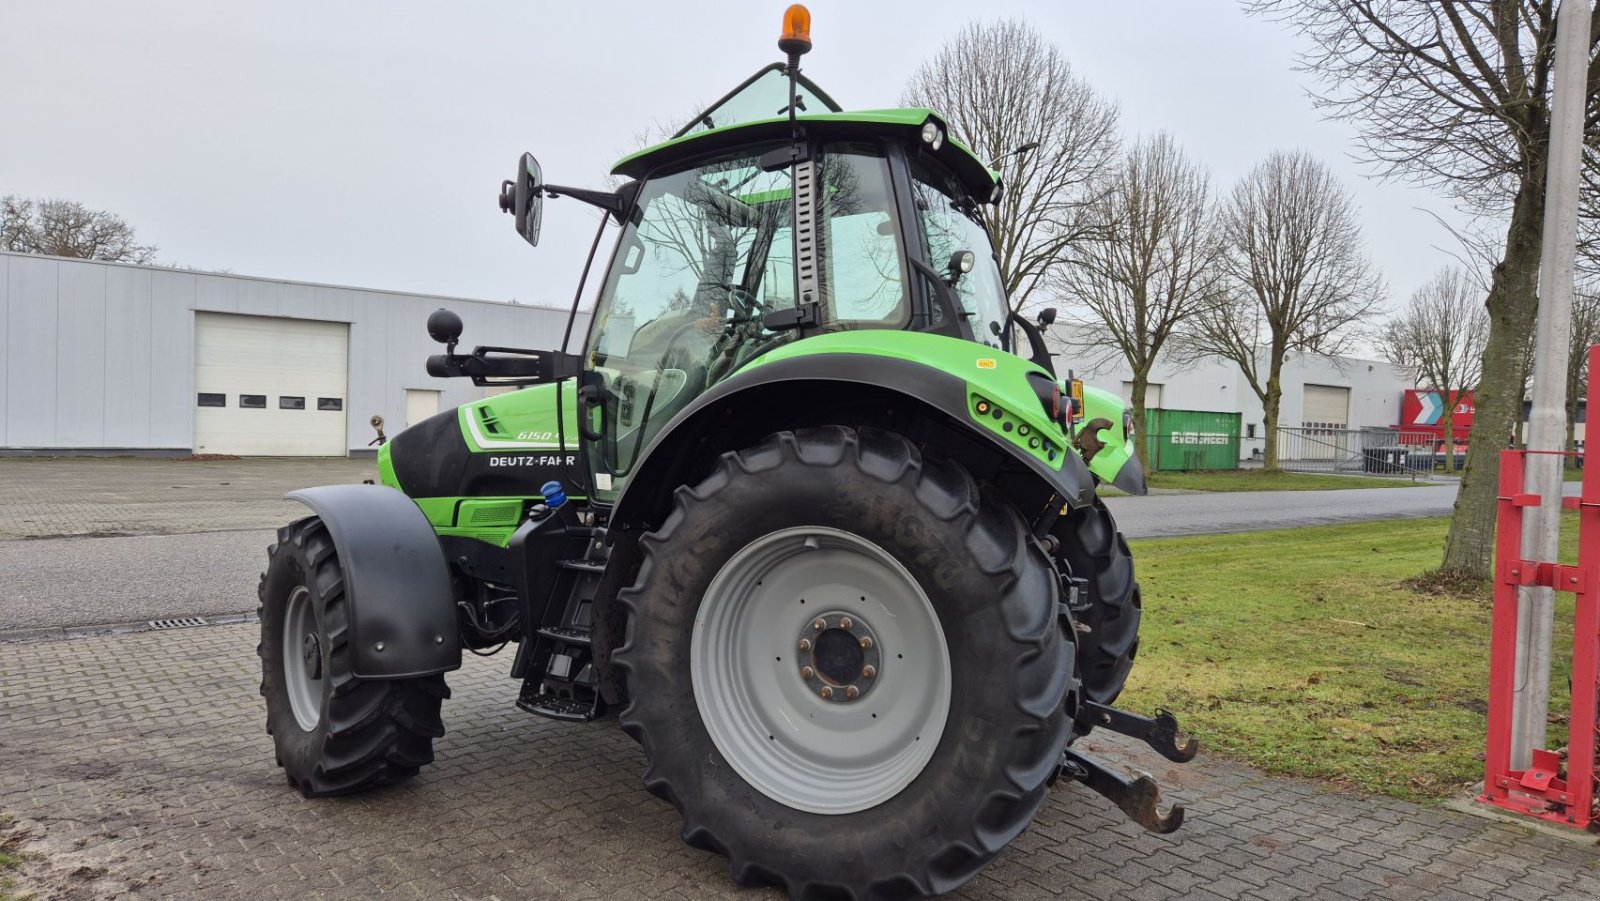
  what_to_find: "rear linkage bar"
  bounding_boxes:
[1054,702,1198,835]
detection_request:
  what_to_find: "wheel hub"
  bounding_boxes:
[690,526,952,815]
[301,632,323,680]
[798,615,880,702]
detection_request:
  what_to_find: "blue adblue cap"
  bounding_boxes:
[540,480,567,508]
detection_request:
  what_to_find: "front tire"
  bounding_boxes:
[615,427,1073,900]
[1053,499,1140,706]
[258,516,449,797]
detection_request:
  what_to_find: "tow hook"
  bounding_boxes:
[1054,702,1198,834]
[1057,749,1186,834]
[1078,701,1198,763]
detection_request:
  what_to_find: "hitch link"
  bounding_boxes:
[1057,749,1186,834]
[1078,701,1198,763]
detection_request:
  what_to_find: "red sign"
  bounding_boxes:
[1400,389,1475,430]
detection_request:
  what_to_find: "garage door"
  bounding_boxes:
[194,313,349,456]
[1122,380,1163,409]
[1302,384,1350,428]
[405,389,441,427]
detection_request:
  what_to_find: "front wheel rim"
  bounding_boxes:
[690,526,952,815]
[282,585,324,731]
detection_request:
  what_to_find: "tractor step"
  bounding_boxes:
[536,625,592,645]
[517,552,607,723]
[516,687,603,721]
[558,559,606,573]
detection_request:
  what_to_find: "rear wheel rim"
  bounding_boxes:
[690,526,951,815]
[283,585,324,731]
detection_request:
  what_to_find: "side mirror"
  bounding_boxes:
[1036,307,1057,329]
[427,308,464,353]
[497,152,544,247]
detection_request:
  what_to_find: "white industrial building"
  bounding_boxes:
[1050,330,1415,463]
[0,251,574,456]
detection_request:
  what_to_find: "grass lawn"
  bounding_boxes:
[1119,515,1577,802]
[0,816,28,901]
[1565,466,1586,482]
[1145,469,1428,493]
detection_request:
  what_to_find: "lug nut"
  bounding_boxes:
[820,686,833,699]
[812,618,827,632]
[801,666,815,679]
[374,641,385,652]
[846,686,860,699]
[862,665,876,679]
[798,638,812,652]
[839,617,854,630]
[859,637,873,650]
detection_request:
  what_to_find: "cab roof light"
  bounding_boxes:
[779,4,812,56]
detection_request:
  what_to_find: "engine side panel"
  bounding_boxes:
[379,381,586,548]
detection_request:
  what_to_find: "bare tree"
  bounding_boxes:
[1054,132,1219,464]
[903,19,1120,313]
[0,196,157,263]
[1242,0,1600,578]
[1381,267,1490,472]
[1186,151,1384,470]
[1566,286,1600,453]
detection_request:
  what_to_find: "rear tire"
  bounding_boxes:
[615,427,1073,900]
[258,516,449,797]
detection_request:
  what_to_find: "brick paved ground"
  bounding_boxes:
[2,624,1597,900]
[0,457,374,539]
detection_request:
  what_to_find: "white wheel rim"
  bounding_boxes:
[283,586,324,731]
[690,526,952,815]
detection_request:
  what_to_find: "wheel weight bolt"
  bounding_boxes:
[859,637,873,650]
[820,686,833,699]
[801,666,815,679]
[798,639,812,652]
[839,617,853,630]
[845,686,860,699]
[862,665,876,679]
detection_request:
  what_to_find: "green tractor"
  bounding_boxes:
[257,8,1194,898]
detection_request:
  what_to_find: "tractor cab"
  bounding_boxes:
[495,55,1042,503]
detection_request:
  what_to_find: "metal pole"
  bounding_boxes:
[1512,0,1591,769]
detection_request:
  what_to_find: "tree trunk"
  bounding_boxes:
[1441,175,1546,578]
[1440,400,1456,474]
[1262,359,1284,471]
[1130,372,1150,469]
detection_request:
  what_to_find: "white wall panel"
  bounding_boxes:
[6,256,59,445]
[103,265,154,446]
[54,262,107,446]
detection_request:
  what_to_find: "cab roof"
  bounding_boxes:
[610,64,999,199]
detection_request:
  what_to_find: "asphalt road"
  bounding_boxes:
[4,480,1539,633]
[1102,482,1464,538]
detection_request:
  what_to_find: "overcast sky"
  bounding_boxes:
[1,0,1471,316]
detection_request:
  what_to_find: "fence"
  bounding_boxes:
[1271,427,1442,480]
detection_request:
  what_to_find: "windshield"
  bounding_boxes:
[909,158,1010,348]
[583,143,907,495]
[675,66,842,138]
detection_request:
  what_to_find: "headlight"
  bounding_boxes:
[920,120,944,150]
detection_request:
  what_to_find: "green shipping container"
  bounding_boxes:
[1143,409,1242,472]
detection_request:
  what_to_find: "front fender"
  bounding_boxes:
[609,334,1096,532]
[1075,385,1147,496]
[286,484,461,679]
